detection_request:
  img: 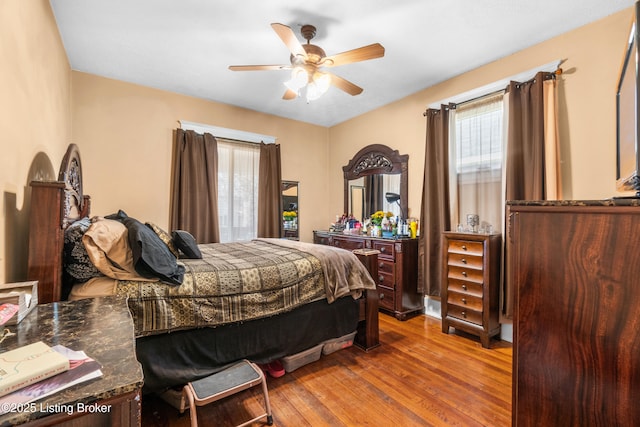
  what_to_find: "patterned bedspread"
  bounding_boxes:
[115,239,375,337]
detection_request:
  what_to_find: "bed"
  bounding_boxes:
[26,144,380,392]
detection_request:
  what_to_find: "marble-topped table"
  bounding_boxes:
[0,296,143,426]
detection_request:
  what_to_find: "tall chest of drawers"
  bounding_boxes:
[508,201,640,426]
[441,232,501,348]
[313,231,423,320]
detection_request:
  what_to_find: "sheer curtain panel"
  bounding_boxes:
[451,93,505,231]
[217,140,260,243]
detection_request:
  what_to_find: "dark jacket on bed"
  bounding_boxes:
[106,210,185,285]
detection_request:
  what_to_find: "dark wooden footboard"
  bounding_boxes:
[353,250,380,351]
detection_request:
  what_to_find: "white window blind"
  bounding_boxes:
[455,94,504,180]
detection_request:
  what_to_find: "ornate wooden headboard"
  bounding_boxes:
[27,144,91,303]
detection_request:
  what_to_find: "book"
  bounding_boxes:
[0,304,19,326]
[0,341,70,398]
[0,281,38,326]
[0,345,102,413]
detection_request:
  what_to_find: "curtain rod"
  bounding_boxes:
[179,120,277,144]
[451,88,506,110]
[423,66,564,116]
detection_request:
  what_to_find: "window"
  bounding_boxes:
[217,140,260,242]
[450,93,505,231]
[455,97,503,177]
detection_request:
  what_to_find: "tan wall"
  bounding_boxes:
[0,3,633,285]
[0,0,71,283]
[328,8,634,220]
[71,73,329,243]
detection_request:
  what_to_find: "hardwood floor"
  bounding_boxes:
[141,313,512,427]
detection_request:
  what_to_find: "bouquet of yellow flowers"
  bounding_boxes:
[370,211,393,226]
[283,211,297,221]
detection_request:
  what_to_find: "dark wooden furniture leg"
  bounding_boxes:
[353,250,380,351]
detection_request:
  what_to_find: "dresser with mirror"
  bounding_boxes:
[314,144,423,320]
[343,144,408,222]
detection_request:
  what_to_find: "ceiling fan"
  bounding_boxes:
[229,23,385,101]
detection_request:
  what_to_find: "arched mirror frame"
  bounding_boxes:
[343,144,409,220]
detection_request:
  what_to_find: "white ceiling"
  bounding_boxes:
[50,0,633,127]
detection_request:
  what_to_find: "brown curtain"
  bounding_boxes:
[505,72,547,201]
[364,174,384,218]
[170,129,220,243]
[502,71,560,318]
[257,143,282,238]
[418,105,451,296]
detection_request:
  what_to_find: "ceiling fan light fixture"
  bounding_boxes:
[230,23,384,101]
[283,66,308,93]
[306,72,331,101]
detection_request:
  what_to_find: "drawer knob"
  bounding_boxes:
[378,275,384,282]
[379,293,384,300]
[461,245,467,251]
[379,262,385,268]
[462,298,467,304]
[462,271,467,277]
[461,258,467,264]
[462,284,467,291]
[461,311,467,318]
[379,247,386,253]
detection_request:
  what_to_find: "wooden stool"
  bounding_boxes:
[181,360,273,427]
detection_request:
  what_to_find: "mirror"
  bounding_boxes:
[282,181,299,240]
[350,185,365,221]
[347,175,401,221]
[343,144,408,223]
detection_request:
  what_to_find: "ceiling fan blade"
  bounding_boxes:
[328,73,363,96]
[283,89,298,100]
[323,43,385,67]
[229,64,290,71]
[271,23,307,58]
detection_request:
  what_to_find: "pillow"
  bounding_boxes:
[106,210,185,285]
[146,222,179,258]
[82,218,149,281]
[171,230,202,259]
[63,217,102,282]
